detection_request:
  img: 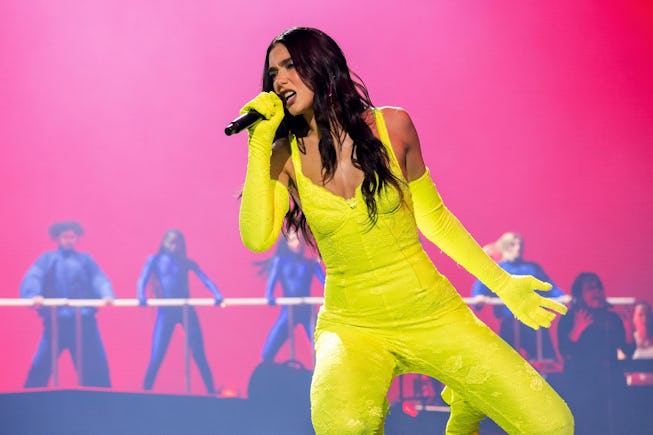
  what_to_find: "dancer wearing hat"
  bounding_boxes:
[20,221,114,387]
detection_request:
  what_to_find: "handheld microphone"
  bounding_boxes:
[224,111,263,136]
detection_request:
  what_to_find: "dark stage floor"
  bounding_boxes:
[2,387,652,434]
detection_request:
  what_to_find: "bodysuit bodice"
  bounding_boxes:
[289,109,453,328]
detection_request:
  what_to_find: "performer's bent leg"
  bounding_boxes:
[440,386,485,435]
[409,303,573,435]
[310,322,395,435]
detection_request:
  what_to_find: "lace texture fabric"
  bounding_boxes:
[286,109,573,434]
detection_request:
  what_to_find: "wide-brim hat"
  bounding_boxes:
[48,221,84,238]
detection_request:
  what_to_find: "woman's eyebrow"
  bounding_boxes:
[268,57,292,74]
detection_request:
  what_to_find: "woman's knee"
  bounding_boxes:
[441,387,486,435]
[544,402,574,435]
[518,399,574,435]
[311,396,386,435]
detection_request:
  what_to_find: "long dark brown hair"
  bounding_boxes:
[158,229,188,259]
[570,272,608,309]
[262,27,404,242]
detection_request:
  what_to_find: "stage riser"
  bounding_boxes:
[0,390,310,435]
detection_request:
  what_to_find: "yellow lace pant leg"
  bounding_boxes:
[310,322,395,435]
[440,385,486,434]
[407,303,573,435]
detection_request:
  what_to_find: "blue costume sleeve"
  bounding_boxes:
[137,255,156,303]
[83,254,114,298]
[470,279,495,312]
[189,260,223,301]
[471,279,493,298]
[314,261,326,287]
[264,257,281,301]
[471,270,512,318]
[19,253,52,298]
[530,263,564,298]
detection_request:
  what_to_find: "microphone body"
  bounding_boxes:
[224,111,263,136]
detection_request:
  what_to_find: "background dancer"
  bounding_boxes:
[257,230,325,362]
[137,229,224,394]
[472,232,566,362]
[20,221,114,388]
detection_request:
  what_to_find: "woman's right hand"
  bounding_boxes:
[239,92,284,149]
[32,295,44,308]
[238,91,290,253]
[569,309,593,341]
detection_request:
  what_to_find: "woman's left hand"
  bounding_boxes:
[495,275,568,330]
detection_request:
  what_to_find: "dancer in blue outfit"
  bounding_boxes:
[472,232,565,360]
[20,221,114,387]
[257,230,325,362]
[137,229,224,394]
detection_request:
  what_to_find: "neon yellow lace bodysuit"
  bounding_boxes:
[289,113,460,331]
[245,107,573,435]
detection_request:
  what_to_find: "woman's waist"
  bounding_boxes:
[322,266,457,320]
[320,234,426,275]
[317,280,463,329]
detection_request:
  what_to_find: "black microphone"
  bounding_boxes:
[224,111,263,136]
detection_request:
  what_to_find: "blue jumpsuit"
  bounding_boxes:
[261,251,325,361]
[472,259,564,360]
[20,248,114,387]
[137,253,223,394]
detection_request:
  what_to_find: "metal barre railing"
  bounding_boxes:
[0,296,637,393]
[0,297,327,392]
[0,297,326,307]
[0,296,637,307]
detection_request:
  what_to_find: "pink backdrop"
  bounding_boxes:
[1,0,651,396]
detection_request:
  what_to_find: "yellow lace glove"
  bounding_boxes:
[238,92,289,252]
[409,169,567,329]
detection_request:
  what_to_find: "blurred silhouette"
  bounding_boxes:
[472,232,566,362]
[20,221,114,387]
[557,272,635,435]
[256,230,325,362]
[137,229,224,394]
[624,300,653,386]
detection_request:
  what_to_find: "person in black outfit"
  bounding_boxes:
[557,272,635,435]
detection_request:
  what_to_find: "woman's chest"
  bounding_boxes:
[298,140,364,202]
